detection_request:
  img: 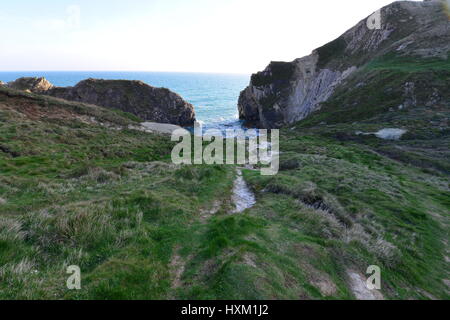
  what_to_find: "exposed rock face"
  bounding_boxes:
[46,79,196,126]
[238,1,450,128]
[7,77,54,92]
[374,128,407,140]
[6,77,196,126]
[0,81,5,87]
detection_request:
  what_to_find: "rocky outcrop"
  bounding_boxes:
[45,79,195,126]
[238,0,450,128]
[6,78,195,126]
[7,77,54,92]
[4,77,195,126]
[0,81,5,87]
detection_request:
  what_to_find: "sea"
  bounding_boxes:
[0,71,251,132]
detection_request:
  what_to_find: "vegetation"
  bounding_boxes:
[366,54,450,72]
[251,61,295,87]
[0,87,236,299]
[316,36,347,69]
[243,132,449,299]
[0,72,448,300]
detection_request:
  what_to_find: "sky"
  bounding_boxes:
[0,0,419,73]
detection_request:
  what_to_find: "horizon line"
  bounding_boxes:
[0,70,251,76]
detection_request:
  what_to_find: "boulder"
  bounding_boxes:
[374,128,407,140]
[7,77,54,92]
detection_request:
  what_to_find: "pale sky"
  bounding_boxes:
[0,0,415,73]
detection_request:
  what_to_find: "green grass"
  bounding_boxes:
[0,85,448,300]
[366,54,450,72]
[243,132,449,299]
[0,90,236,299]
[316,36,347,69]
[251,61,295,87]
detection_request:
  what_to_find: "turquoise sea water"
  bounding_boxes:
[0,71,250,131]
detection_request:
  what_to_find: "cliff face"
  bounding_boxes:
[45,79,196,126]
[5,77,196,126]
[238,0,450,128]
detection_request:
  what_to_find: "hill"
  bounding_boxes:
[238,0,449,129]
[0,1,449,300]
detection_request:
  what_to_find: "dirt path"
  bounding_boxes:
[170,168,257,297]
[170,248,186,290]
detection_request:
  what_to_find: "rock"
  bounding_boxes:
[138,122,184,135]
[238,1,449,128]
[356,128,407,140]
[7,77,54,92]
[46,79,196,126]
[0,81,5,87]
[375,128,407,140]
[443,279,450,290]
[5,76,196,126]
[403,82,417,108]
[239,56,357,128]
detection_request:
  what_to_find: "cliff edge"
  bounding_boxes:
[3,77,196,126]
[45,79,196,126]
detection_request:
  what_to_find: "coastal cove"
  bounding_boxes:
[0,0,449,302]
[0,71,250,131]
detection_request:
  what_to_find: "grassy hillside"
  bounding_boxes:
[0,87,236,299]
[0,83,448,300]
[243,131,449,299]
[296,55,450,175]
